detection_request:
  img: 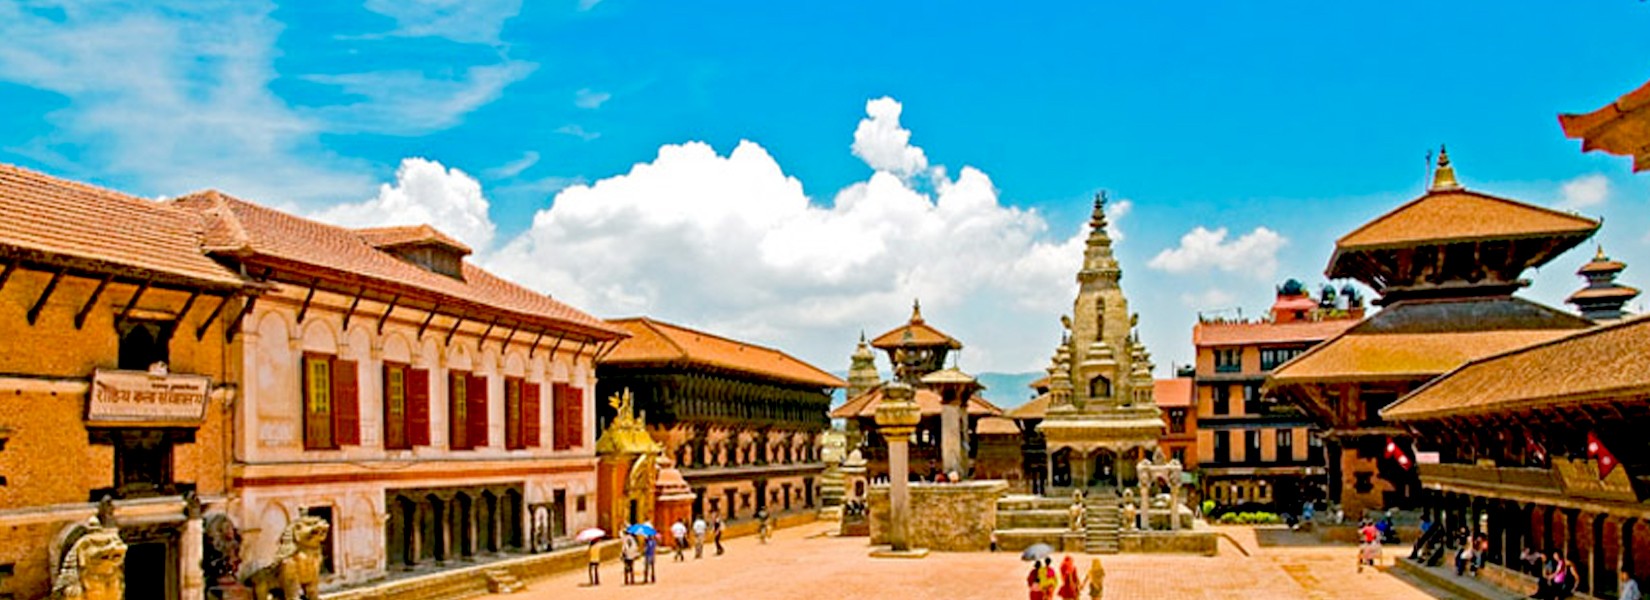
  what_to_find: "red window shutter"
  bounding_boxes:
[406,368,431,446]
[505,378,522,450]
[331,359,360,446]
[551,383,569,450]
[468,374,489,448]
[567,386,584,450]
[523,382,541,448]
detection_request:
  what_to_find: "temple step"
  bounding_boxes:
[483,568,525,594]
[1083,495,1122,554]
[997,509,1069,530]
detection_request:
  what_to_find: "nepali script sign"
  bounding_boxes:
[87,369,211,425]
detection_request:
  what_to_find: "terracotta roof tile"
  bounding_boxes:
[869,321,962,349]
[602,318,845,388]
[0,164,246,288]
[356,224,472,255]
[1192,319,1358,347]
[1560,78,1650,172]
[830,385,1001,419]
[1154,378,1193,408]
[1384,314,1650,420]
[1267,297,1590,385]
[976,416,1021,435]
[1333,190,1598,251]
[170,191,622,338]
[1006,394,1050,420]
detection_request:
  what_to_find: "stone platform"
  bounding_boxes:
[867,480,1008,552]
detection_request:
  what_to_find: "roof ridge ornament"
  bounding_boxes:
[1429,144,1462,192]
[910,298,924,324]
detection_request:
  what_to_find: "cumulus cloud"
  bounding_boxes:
[314,158,496,250]
[484,98,1093,371]
[851,97,932,181]
[1148,226,1287,280]
[1105,198,1132,242]
[1179,288,1236,310]
[1559,173,1610,209]
[574,88,611,109]
[362,0,523,45]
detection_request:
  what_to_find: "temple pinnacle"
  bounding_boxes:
[1430,144,1462,192]
[1090,191,1109,230]
[910,298,924,323]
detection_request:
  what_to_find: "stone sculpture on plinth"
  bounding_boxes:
[51,517,127,600]
[245,516,330,600]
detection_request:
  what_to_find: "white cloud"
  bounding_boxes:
[362,0,523,45]
[851,96,932,181]
[556,124,601,141]
[1179,288,1236,310]
[302,61,537,135]
[1148,226,1287,280]
[486,151,540,179]
[1559,173,1610,209]
[314,158,496,250]
[574,88,611,109]
[484,98,1093,371]
[0,1,374,204]
[1105,198,1132,242]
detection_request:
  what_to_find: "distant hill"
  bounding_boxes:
[828,370,1045,411]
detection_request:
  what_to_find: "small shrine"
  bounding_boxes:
[596,389,696,535]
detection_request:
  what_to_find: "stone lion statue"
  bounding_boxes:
[51,518,127,600]
[245,516,330,600]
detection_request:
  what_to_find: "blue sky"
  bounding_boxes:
[3,0,1649,388]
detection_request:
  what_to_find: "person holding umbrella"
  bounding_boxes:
[621,531,640,585]
[576,527,606,586]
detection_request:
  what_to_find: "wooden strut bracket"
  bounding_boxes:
[115,279,153,325]
[445,316,466,346]
[0,260,16,294]
[195,295,229,340]
[500,324,518,353]
[526,331,544,360]
[170,290,200,328]
[25,269,65,326]
[224,297,258,342]
[339,287,365,332]
[295,278,319,324]
[376,294,401,335]
[417,308,438,339]
[477,317,499,347]
[546,333,565,362]
[73,274,114,330]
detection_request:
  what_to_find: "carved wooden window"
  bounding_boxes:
[1276,428,1294,461]
[303,353,359,450]
[118,320,172,371]
[384,363,431,450]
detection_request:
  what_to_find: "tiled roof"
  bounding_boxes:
[602,318,845,388]
[1560,78,1650,172]
[170,190,623,338]
[1333,189,1598,251]
[0,164,247,288]
[830,384,1001,419]
[1267,297,1591,385]
[1384,314,1650,420]
[1192,318,1358,347]
[869,321,962,349]
[1154,378,1193,408]
[976,416,1021,435]
[356,224,472,255]
[1006,394,1050,420]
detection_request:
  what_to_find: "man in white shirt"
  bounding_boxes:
[692,516,708,559]
[670,520,689,562]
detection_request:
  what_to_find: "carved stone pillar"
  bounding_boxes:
[875,381,922,553]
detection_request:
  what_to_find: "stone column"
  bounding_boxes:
[940,400,963,476]
[875,381,922,552]
[181,509,205,600]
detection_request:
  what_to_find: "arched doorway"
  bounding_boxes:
[1119,448,1143,488]
[1050,448,1073,488]
[1090,449,1117,489]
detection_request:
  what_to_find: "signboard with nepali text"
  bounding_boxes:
[86,369,211,426]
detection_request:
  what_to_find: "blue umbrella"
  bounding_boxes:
[1020,543,1053,561]
[626,523,657,537]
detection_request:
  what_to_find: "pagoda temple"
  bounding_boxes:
[1266,148,1600,517]
[1567,246,1639,322]
[1035,193,1164,491]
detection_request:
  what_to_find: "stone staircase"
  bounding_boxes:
[1084,493,1121,554]
[483,568,525,594]
[992,495,1070,552]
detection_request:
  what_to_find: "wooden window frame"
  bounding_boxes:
[303,353,335,450]
[383,363,410,450]
[505,377,523,450]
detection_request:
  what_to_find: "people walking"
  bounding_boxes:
[1084,557,1105,600]
[1027,561,1045,600]
[693,515,708,559]
[1039,558,1058,599]
[1620,566,1642,600]
[712,510,725,555]
[1057,556,1080,600]
[756,507,771,544]
[643,532,658,584]
[621,533,640,585]
[671,519,688,562]
[586,539,601,586]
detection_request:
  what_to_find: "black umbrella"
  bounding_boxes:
[1020,543,1053,561]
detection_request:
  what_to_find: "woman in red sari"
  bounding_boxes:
[1057,556,1080,600]
[1028,560,1045,600]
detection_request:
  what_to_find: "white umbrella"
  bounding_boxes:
[576,527,606,542]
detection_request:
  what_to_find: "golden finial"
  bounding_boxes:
[910,298,924,323]
[1430,144,1462,192]
[1595,245,1609,261]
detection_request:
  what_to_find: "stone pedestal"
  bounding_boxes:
[872,381,922,556]
[867,480,1008,551]
[940,401,962,476]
